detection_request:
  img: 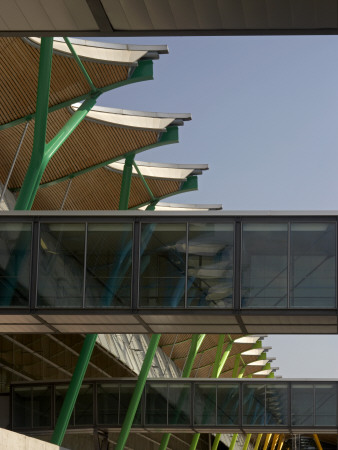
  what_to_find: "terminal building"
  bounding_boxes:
[0,4,338,450]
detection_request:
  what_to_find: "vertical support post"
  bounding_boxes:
[15,37,53,211]
[115,333,161,450]
[119,155,134,210]
[160,334,206,450]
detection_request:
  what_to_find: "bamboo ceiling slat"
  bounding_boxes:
[0,38,132,126]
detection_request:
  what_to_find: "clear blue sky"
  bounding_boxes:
[95,35,338,378]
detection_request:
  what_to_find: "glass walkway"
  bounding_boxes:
[11,379,338,433]
[0,211,337,333]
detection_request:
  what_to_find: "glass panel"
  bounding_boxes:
[85,224,132,308]
[243,383,265,425]
[194,384,217,425]
[0,223,31,307]
[33,386,51,428]
[266,384,288,426]
[120,383,141,426]
[315,384,336,426]
[140,223,186,307]
[75,384,93,426]
[37,223,85,307]
[217,384,239,425]
[13,387,31,428]
[168,383,191,425]
[291,223,336,308]
[187,223,234,308]
[55,385,74,426]
[145,382,167,425]
[242,223,288,308]
[292,384,314,426]
[97,383,119,425]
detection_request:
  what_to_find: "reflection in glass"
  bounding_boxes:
[0,223,31,307]
[242,223,288,308]
[56,385,74,426]
[85,224,132,307]
[291,223,336,308]
[194,384,216,425]
[97,383,119,425]
[188,224,233,308]
[292,384,313,426]
[146,383,168,424]
[217,384,239,425]
[168,383,191,425]
[315,384,336,426]
[13,387,31,428]
[38,224,85,307]
[140,224,186,307]
[243,384,265,425]
[120,383,141,425]
[33,386,51,427]
[266,384,287,426]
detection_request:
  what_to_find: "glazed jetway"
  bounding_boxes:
[11,379,338,434]
[0,211,337,334]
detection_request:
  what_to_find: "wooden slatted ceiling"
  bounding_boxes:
[159,334,269,379]
[32,167,182,210]
[0,108,159,190]
[0,38,129,126]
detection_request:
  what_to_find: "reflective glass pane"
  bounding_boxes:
[168,383,191,425]
[33,386,51,428]
[291,223,336,308]
[13,387,31,428]
[38,224,85,307]
[242,224,288,308]
[292,384,314,426]
[140,224,186,307]
[120,383,141,426]
[97,383,119,425]
[217,384,239,425]
[146,382,167,425]
[194,384,217,425]
[266,384,288,426]
[243,384,265,425]
[85,224,132,308]
[315,384,336,426]
[56,385,74,426]
[0,223,31,307]
[187,224,233,308]
[75,384,93,426]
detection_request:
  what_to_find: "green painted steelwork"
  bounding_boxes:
[132,161,155,201]
[212,434,222,450]
[145,200,158,210]
[115,334,161,450]
[63,37,98,93]
[118,155,135,209]
[51,333,97,445]
[22,126,179,193]
[243,434,252,450]
[14,37,53,211]
[254,434,263,450]
[160,334,206,450]
[0,59,153,132]
[189,434,200,450]
[232,353,241,378]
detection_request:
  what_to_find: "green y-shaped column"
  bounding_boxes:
[159,334,206,450]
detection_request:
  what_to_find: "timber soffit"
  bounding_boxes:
[159,335,277,379]
[0,37,166,128]
[0,107,192,209]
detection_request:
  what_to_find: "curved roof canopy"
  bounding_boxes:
[0,1,337,36]
[0,37,166,128]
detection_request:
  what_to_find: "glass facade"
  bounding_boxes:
[0,216,336,311]
[12,380,338,431]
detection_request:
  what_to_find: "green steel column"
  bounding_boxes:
[51,334,97,445]
[15,37,53,211]
[115,333,161,450]
[118,155,134,210]
[228,434,238,450]
[243,435,252,450]
[160,334,206,450]
[254,434,263,450]
[211,434,222,450]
